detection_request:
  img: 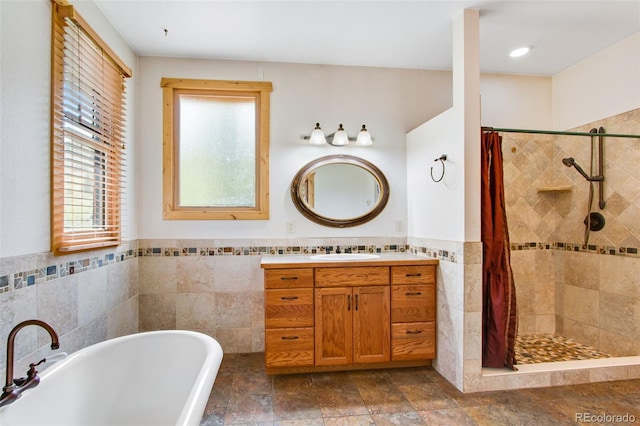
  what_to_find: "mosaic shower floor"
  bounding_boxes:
[515,333,611,364]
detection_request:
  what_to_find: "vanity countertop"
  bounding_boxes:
[260,253,439,269]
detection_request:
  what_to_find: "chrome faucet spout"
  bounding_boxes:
[1,320,60,407]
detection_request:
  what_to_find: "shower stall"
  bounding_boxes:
[492,108,640,365]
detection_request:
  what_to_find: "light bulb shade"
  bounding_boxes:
[309,123,326,145]
[332,124,349,146]
[355,125,372,146]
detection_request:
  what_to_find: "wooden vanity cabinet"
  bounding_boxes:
[262,258,437,374]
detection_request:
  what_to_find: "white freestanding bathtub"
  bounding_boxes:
[0,330,223,426]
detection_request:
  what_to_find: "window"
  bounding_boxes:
[161,78,272,220]
[51,1,131,255]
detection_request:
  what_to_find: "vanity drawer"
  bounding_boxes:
[391,284,435,323]
[265,268,314,289]
[391,266,435,285]
[315,267,389,287]
[265,327,314,367]
[265,289,314,328]
[391,322,435,361]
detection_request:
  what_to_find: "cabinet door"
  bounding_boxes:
[353,286,390,364]
[315,287,353,366]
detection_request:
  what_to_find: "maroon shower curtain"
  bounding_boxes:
[481,131,518,370]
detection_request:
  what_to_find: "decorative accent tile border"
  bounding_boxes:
[0,275,8,294]
[0,246,137,295]
[409,246,457,263]
[408,239,639,264]
[511,241,639,258]
[138,244,409,257]
[3,238,634,296]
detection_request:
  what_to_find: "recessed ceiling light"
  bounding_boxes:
[509,47,531,58]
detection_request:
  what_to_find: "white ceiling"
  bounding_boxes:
[94,0,640,76]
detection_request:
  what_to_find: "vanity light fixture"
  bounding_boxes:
[305,123,373,146]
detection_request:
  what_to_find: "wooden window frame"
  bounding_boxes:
[161,78,272,220]
[50,1,131,255]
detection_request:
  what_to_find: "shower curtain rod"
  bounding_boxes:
[481,126,640,139]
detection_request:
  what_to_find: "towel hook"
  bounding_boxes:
[430,154,447,183]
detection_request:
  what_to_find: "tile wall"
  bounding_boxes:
[502,108,640,355]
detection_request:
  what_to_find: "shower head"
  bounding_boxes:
[561,157,591,181]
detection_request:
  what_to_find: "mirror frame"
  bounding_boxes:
[290,154,390,228]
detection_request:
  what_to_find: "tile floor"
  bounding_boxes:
[200,353,640,425]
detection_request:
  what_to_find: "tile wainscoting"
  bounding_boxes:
[3,235,639,394]
[0,240,138,383]
[136,237,437,354]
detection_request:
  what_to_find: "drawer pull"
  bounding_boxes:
[280,276,298,281]
[405,292,422,296]
[347,294,351,311]
[280,296,299,301]
[355,294,359,311]
[281,336,299,340]
[405,273,422,277]
[406,330,423,334]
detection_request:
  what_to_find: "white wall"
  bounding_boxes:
[553,32,640,130]
[136,57,453,239]
[0,0,138,258]
[407,108,464,240]
[480,74,552,129]
[0,0,53,257]
[406,9,481,243]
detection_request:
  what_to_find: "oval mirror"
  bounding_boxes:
[291,155,390,227]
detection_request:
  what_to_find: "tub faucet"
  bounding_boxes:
[1,320,60,407]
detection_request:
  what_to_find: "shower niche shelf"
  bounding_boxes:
[536,185,572,193]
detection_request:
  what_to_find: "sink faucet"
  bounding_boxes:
[1,319,60,407]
